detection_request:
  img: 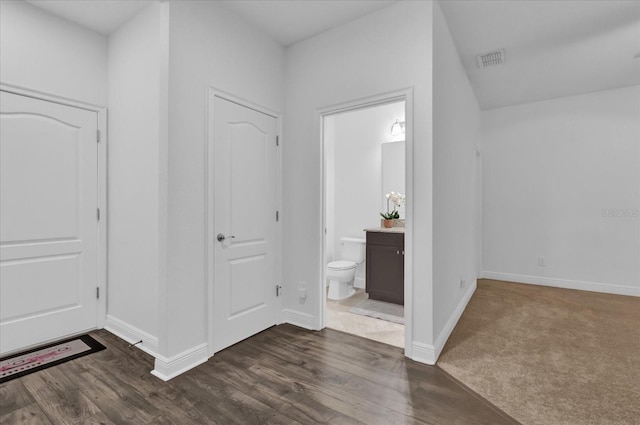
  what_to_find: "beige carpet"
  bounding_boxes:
[437,279,640,425]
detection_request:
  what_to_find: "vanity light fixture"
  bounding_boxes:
[390,118,405,136]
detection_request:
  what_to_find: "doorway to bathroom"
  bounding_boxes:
[320,93,409,349]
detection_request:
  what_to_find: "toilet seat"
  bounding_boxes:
[327,260,357,270]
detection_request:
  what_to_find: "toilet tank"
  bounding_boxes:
[340,237,366,263]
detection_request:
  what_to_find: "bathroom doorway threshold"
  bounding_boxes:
[326,289,404,348]
[318,88,413,356]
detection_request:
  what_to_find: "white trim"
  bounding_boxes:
[403,89,414,359]
[205,87,215,357]
[411,342,436,365]
[282,309,316,330]
[96,108,108,328]
[275,102,284,326]
[481,271,640,297]
[104,315,160,358]
[410,281,477,365]
[208,87,280,118]
[0,83,108,333]
[433,280,477,358]
[205,86,283,357]
[0,82,104,111]
[151,343,209,382]
[316,87,415,357]
[156,1,170,359]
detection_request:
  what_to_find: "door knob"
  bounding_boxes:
[217,233,235,242]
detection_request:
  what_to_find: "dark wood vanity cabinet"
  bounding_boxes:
[365,231,404,305]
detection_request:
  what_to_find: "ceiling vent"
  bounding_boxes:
[476,49,505,69]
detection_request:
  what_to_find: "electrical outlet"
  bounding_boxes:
[538,257,546,267]
[298,282,307,303]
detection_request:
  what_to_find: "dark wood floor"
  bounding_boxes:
[0,325,519,425]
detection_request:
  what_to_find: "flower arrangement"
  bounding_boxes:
[380,191,405,220]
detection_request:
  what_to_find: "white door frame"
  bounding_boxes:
[317,87,414,357]
[0,82,108,332]
[205,86,282,357]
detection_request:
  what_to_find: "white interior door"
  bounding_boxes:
[212,96,278,353]
[0,91,99,354]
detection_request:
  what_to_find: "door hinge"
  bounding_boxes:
[276,211,279,222]
[276,135,279,146]
[97,129,101,143]
[97,208,101,221]
[96,287,100,299]
[276,285,282,297]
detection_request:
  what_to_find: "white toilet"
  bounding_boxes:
[327,237,366,300]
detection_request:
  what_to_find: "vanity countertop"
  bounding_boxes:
[364,227,405,234]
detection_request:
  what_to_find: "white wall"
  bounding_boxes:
[331,103,405,247]
[164,0,285,358]
[0,0,107,106]
[325,117,337,263]
[482,85,640,296]
[107,2,168,352]
[382,141,406,219]
[283,1,435,352]
[432,2,482,352]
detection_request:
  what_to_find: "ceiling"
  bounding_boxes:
[25,0,640,109]
[26,0,398,44]
[439,0,640,109]
[26,0,152,35]
[220,0,398,46]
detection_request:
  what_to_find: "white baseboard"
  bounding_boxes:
[282,308,316,330]
[151,343,209,381]
[106,316,210,381]
[433,280,477,360]
[481,271,640,297]
[411,342,436,365]
[410,281,477,365]
[105,315,160,358]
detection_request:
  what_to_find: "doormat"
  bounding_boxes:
[0,334,106,384]
[348,299,404,324]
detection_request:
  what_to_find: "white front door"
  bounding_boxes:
[212,96,279,353]
[0,91,99,354]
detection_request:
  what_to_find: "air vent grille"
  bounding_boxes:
[476,49,505,68]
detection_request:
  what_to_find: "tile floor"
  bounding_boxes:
[326,288,404,348]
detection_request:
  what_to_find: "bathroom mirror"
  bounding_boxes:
[381,141,405,219]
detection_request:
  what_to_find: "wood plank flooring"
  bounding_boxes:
[0,325,519,425]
